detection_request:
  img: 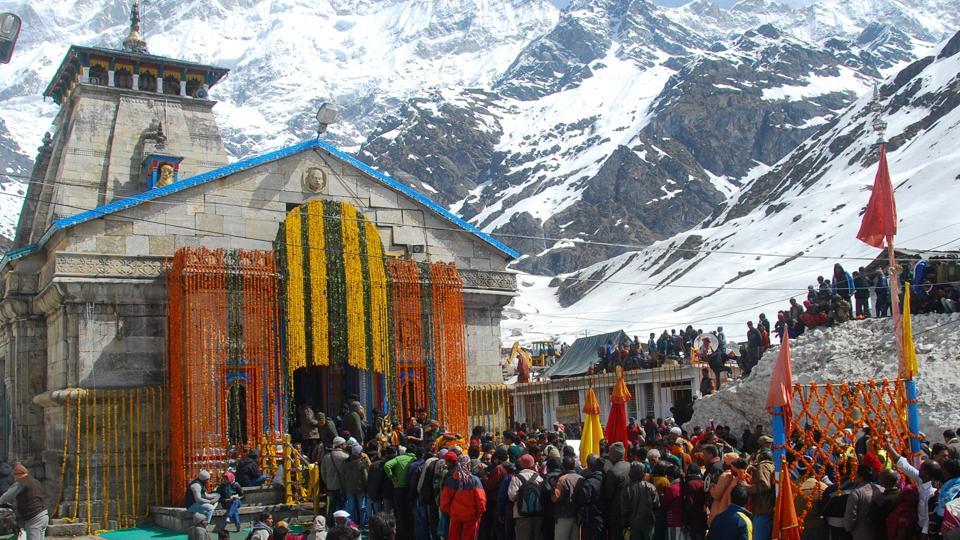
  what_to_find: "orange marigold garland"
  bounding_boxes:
[167,247,283,501]
[431,263,469,435]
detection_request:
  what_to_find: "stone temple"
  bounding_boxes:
[0,3,516,526]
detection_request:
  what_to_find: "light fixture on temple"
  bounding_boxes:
[316,102,341,135]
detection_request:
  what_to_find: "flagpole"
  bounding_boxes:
[772,406,786,475]
[870,84,922,456]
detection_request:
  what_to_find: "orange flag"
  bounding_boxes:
[772,458,801,540]
[856,144,897,248]
[766,331,794,433]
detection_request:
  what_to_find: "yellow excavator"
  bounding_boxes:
[530,339,560,367]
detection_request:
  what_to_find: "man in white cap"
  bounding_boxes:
[184,469,219,523]
[187,512,211,540]
[322,437,350,520]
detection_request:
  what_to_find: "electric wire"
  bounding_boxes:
[2,168,960,264]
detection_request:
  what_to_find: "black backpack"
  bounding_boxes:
[516,473,545,517]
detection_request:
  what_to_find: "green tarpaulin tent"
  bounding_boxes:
[542,329,629,378]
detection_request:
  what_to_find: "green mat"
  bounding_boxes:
[100,524,310,539]
[101,525,249,539]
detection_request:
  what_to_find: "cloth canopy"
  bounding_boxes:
[543,329,628,378]
[604,367,631,446]
[579,387,603,467]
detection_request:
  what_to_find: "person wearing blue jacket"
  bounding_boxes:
[832,264,855,317]
[707,484,753,540]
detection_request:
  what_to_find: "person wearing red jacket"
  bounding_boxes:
[440,454,487,540]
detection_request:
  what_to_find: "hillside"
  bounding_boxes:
[504,30,960,344]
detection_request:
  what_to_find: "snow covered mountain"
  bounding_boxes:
[505,30,960,344]
[0,0,559,238]
[0,0,956,270]
[668,0,960,44]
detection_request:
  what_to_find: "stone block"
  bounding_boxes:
[369,184,399,208]
[213,200,242,217]
[195,213,224,234]
[125,234,150,256]
[392,225,426,246]
[372,209,402,226]
[148,236,175,256]
[95,236,125,254]
[244,218,281,241]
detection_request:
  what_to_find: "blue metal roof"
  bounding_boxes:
[1,138,518,269]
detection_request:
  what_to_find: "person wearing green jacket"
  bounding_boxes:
[384,447,415,539]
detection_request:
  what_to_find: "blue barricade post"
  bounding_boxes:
[905,379,922,455]
[772,406,786,474]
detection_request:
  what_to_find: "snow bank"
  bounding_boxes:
[687,313,960,437]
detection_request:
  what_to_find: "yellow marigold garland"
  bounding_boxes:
[285,210,307,372]
[307,200,329,366]
[342,203,367,369]
[365,221,389,374]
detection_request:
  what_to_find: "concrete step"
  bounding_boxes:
[152,502,316,533]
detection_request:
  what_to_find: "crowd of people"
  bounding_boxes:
[592,261,960,395]
[175,394,960,540]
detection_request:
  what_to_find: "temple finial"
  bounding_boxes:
[122,1,148,54]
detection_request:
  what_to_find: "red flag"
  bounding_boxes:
[856,145,897,248]
[766,331,794,431]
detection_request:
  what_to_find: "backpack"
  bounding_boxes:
[943,493,960,537]
[516,473,545,517]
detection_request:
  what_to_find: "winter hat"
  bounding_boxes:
[493,447,508,461]
[346,437,358,447]
[351,445,363,456]
[332,436,346,447]
[546,445,561,459]
[333,510,350,519]
[443,451,458,463]
[398,445,407,455]
[438,449,449,460]
[275,520,289,529]
[224,471,235,483]
[758,435,773,446]
[629,462,645,481]
[12,463,28,480]
[518,454,536,470]
[723,452,740,466]
[193,512,207,524]
[198,469,211,481]
[609,442,626,462]
[669,426,682,436]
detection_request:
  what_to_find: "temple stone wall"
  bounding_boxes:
[23,84,230,246]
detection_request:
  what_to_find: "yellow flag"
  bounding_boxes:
[903,284,919,378]
[579,387,604,467]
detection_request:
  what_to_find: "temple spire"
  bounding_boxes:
[121,1,148,54]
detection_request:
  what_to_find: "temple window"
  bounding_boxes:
[162,74,180,96]
[139,71,157,92]
[115,66,133,89]
[185,77,203,98]
[88,64,108,86]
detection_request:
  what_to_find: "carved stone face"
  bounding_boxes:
[303,167,327,192]
[157,163,175,187]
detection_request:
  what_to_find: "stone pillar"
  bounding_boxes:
[107,70,115,87]
[1,317,47,475]
[80,66,90,84]
[179,80,187,97]
[156,77,163,94]
[132,74,139,91]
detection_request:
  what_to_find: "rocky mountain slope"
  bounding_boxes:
[504,30,960,344]
[0,0,956,271]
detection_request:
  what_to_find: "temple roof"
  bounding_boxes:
[43,45,229,104]
[1,138,519,269]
